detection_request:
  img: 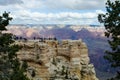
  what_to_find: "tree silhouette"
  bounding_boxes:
[98,0,120,79]
[0,12,30,80]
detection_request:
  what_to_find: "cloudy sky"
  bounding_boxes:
[0,0,108,25]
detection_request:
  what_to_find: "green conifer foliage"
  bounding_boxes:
[98,0,120,68]
[0,12,30,80]
[98,0,120,79]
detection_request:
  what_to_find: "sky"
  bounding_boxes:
[0,0,108,25]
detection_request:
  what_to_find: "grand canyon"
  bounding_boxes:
[4,24,115,80]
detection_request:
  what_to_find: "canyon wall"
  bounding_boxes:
[16,39,98,80]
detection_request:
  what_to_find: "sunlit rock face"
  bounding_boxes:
[16,39,98,80]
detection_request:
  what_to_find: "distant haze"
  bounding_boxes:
[5,24,105,39]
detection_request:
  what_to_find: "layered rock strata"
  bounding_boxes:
[16,39,98,80]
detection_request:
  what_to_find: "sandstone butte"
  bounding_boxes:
[15,39,99,80]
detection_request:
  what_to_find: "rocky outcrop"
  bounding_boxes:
[16,39,98,80]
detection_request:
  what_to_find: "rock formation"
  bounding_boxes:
[15,39,98,80]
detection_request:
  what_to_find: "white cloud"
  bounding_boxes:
[0,0,107,24]
[42,0,106,10]
[9,9,102,24]
[96,10,106,14]
[0,0,23,5]
[0,0,107,10]
[21,0,44,9]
